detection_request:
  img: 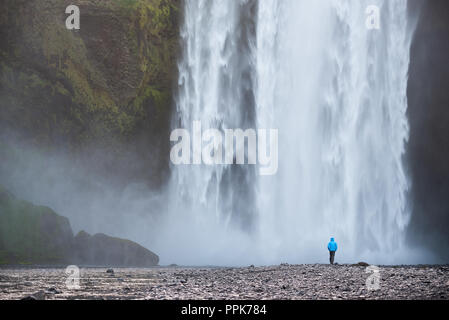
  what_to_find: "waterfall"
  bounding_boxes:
[157,0,416,266]
[257,0,414,264]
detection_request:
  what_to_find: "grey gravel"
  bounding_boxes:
[0,264,448,300]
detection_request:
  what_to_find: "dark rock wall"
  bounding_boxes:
[407,0,449,261]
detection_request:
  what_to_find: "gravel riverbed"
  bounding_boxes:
[1,264,448,300]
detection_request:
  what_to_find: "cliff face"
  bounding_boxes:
[0,185,159,266]
[407,0,449,259]
[0,0,180,185]
[0,185,73,264]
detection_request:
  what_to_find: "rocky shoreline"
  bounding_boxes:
[1,264,448,300]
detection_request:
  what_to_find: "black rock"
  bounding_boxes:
[355,262,370,267]
[47,287,61,294]
[106,269,115,274]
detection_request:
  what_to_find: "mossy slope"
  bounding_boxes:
[0,185,73,264]
[0,186,159,266]
[0,0,180,183]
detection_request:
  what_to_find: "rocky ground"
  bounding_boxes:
[0,264,448,300]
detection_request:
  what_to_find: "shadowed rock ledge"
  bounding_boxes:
[0,186,159,267]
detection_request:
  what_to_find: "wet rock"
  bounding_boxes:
[106,269,115,274]
[21,290,46,300]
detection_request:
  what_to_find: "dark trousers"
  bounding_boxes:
[329,251,336,265]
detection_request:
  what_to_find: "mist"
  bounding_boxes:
[0,134,167,251]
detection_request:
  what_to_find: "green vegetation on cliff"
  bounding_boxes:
[0,185,73,264]
[0,0,180,184]
[0,185,159,266]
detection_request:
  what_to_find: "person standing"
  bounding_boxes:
[327,238,338,265]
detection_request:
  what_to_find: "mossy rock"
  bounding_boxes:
[0,186,159,266]
[0,186,73,265]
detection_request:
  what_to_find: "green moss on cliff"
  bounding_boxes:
[0,186,74,265]
[0,0,180,169]
[0,186,160,266]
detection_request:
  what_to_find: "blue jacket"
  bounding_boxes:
[328,238,338,252]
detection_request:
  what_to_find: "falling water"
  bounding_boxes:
[156,0,417,266]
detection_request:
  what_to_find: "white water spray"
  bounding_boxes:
[155,0,417,266]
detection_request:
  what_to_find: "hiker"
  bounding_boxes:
[327,238,338,265]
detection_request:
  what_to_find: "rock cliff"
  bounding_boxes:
[0,185,159,266]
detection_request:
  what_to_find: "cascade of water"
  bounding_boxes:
[256,0,414,264]
[157,0,416,266]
